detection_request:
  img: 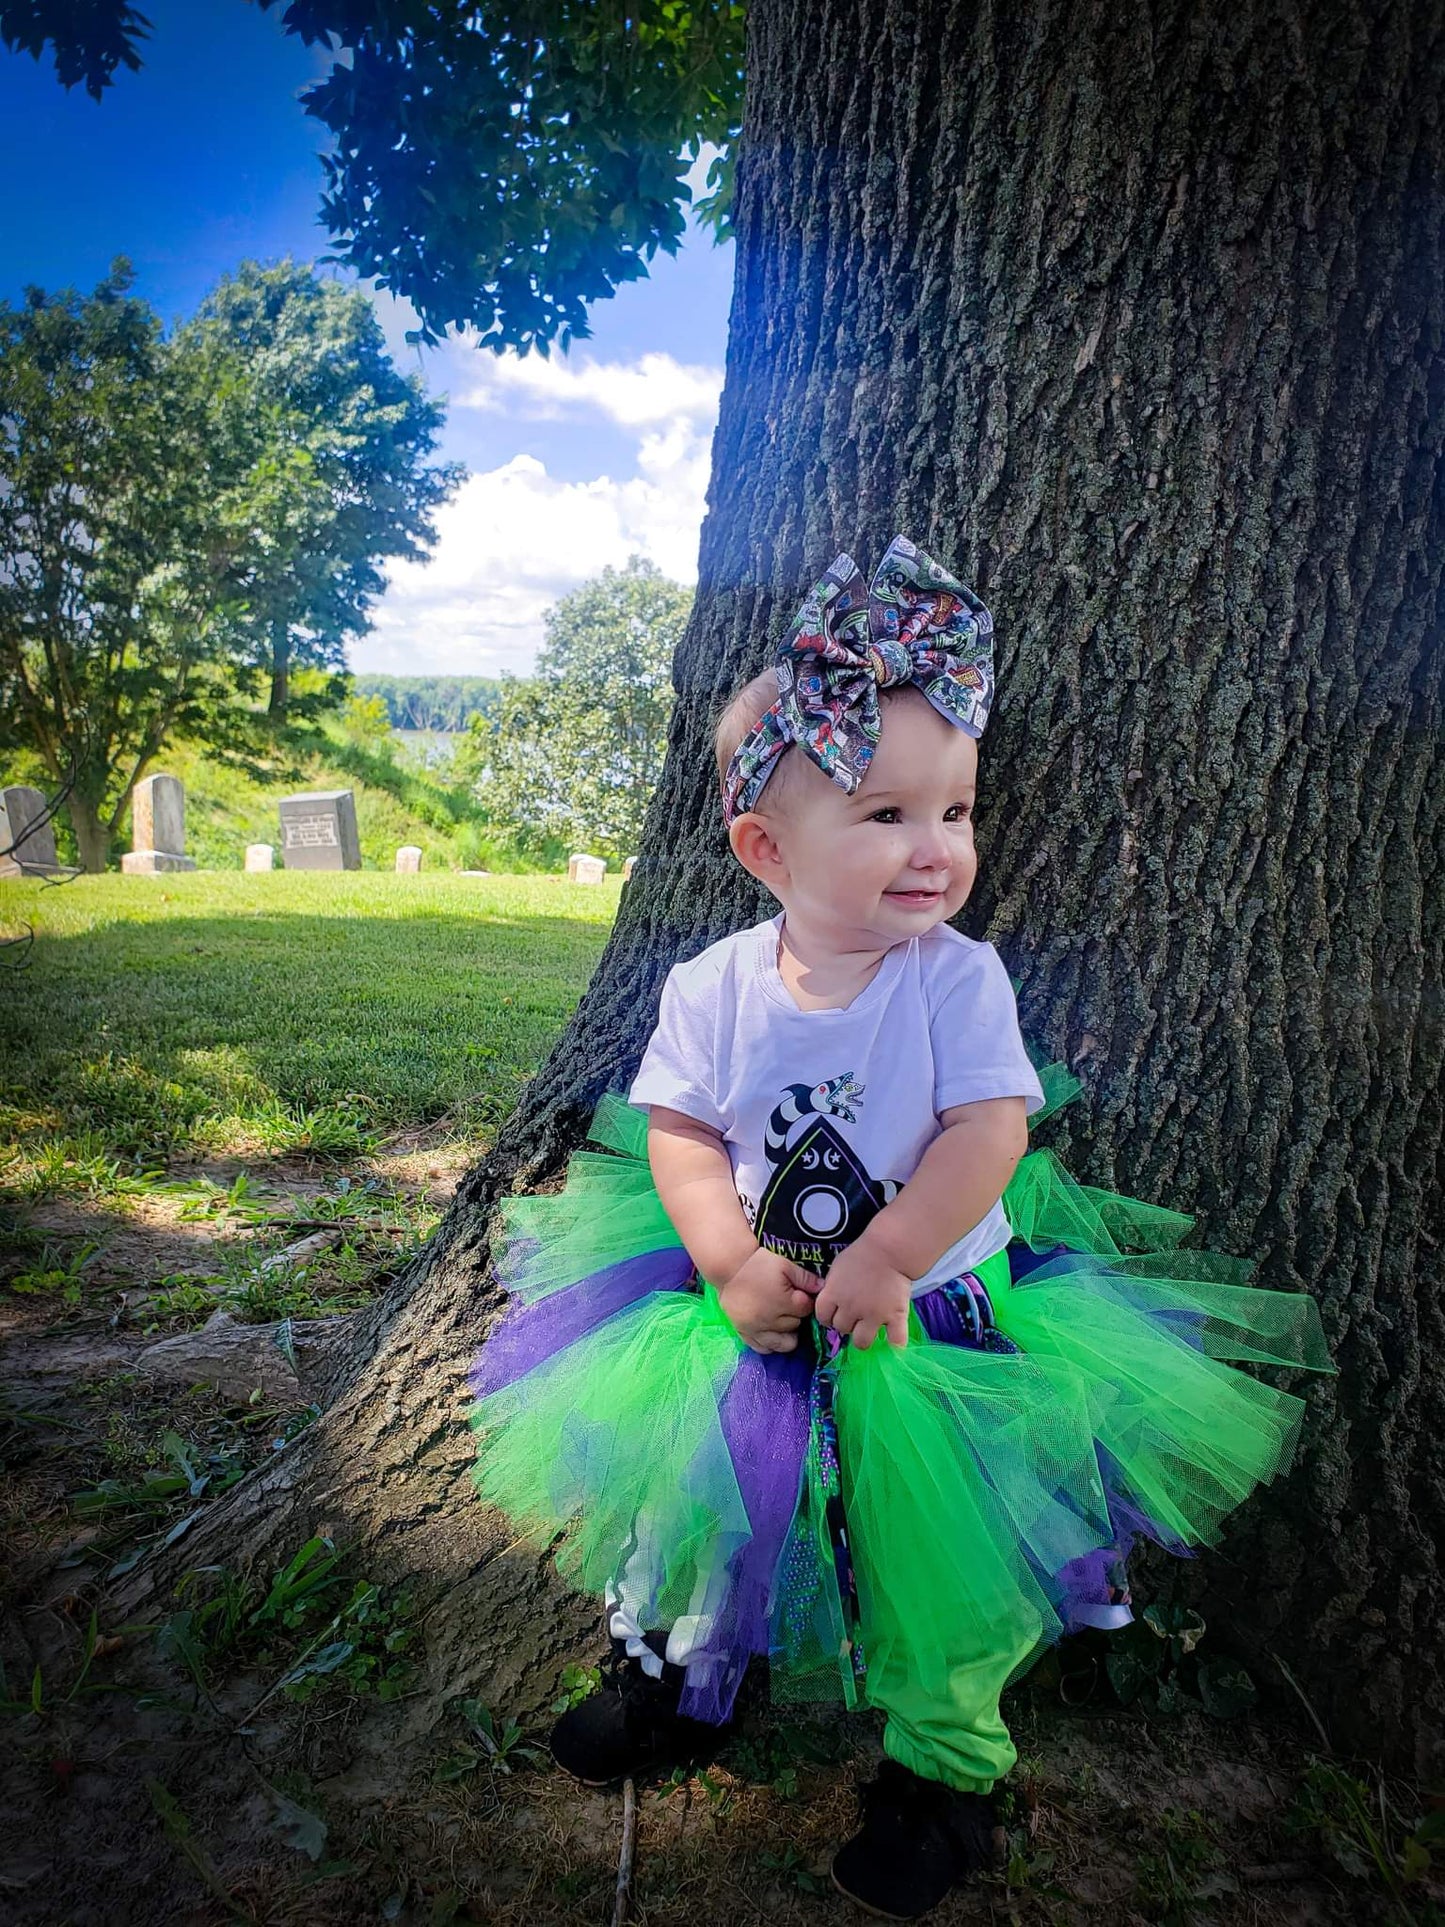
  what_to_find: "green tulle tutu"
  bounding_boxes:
[469,1090,1334,1727]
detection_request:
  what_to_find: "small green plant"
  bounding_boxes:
[249,1534,348,1632]
[172,1169,267,1223]
[7,1237,105,1301]
[723,1714,846,1796]
[1285,1758,1445,1919]
[757,1844,828,1895]
[435,1697,546,1779]
[277,1581,417,1704]
[72,1431,248,1517]
[549,1662,599,1716]
[1,1609,128,1719]
[1091,1605,1257,1718]
[249,1101,379,1159]
[142,1276,223,1325]
[156,1539,419,1714]
[1001,1838,1072,1915]
[1134,1807,1222,1926]
[7,1127,168,1203]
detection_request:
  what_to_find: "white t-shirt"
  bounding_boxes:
[628,914,1045,1295]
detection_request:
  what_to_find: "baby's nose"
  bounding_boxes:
[910,826,951,867]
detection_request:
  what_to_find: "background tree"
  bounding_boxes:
[37,0,1443,1773]
[0,264,267,871]
[181,261,462,721]
[459,558,688,860]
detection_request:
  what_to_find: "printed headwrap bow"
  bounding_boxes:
[721,534,994,824]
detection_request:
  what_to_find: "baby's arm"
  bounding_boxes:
[815,1097,1029,1348]
[648,1107,818,1353]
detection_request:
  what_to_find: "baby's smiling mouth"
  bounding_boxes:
[886,886,945,904]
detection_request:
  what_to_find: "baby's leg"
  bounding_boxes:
[859,1592,1038,1792]
[835,1337,1064,1793]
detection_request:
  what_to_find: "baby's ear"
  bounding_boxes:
[728,811,787,887]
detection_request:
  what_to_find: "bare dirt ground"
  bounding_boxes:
[2,1144,1437,1927]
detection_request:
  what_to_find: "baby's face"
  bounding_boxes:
[763,688,980,948]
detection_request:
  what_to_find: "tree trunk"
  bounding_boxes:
[268,625,290,719]
[118,0,1445,1774]
[70,796,110,874]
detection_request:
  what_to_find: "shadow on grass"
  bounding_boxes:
[0,910,612,1156]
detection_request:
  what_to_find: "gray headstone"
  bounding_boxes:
[567,853,607,884]
[0,785,58,877]
[132,772,187,858]
[244,843,275,872]
[395,845,422,873]
[278,790,361,871]
[622,855,638,881]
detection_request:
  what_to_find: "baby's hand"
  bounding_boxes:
[815,1242,912,1350]
[719,1248,819,1354]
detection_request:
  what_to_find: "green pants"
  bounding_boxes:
[837,1247,1039,1794]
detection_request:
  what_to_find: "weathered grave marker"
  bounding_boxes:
[567,853,607,885]
[0,785,58,877]
[278,790,361,871]
[122,772,196,873]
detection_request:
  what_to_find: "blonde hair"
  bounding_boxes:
[713,668,781,788]
[712,668,806,816]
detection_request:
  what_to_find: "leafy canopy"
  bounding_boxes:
[0,263,270,867]
[461,557,689,861]
[2,0,746,349]
[0,261,459,868]
[181,260,463,718]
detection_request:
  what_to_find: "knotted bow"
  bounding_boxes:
[721,534,994,824]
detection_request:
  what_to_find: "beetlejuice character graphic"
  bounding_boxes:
[750,1074,900,1276]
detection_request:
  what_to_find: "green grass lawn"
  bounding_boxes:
[0,872,620,1170]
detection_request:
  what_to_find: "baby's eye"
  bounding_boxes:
[869,807,901,824]
[944,802,974,822]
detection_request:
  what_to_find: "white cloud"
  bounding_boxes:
[355,426,713,677]
[354,341,721,677]
[459,348,723,428]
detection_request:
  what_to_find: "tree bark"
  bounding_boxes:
[118,0,1445,1774]
[268,624,291,719]
[70,797,110,874]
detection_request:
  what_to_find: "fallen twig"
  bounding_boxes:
[612,1775,637,1927]
[248,1217,414,1235]
[1274,1651,1332,1752]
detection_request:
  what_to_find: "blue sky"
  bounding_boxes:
[0,0,736,673]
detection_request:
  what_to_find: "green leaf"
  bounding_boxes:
[1105,1646,1155,1705]
[277,1640,355,1692]
[1154,1677,1196,1716]
[270,1791,329,1862]
[1195,1656,1258,1720]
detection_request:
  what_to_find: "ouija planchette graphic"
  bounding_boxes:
[754,1115,891,1276]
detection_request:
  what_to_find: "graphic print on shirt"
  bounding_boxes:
[751,1074,901,1276]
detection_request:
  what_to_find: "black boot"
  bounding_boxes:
[549,1640,730,1786]
[831,1759,999,1920]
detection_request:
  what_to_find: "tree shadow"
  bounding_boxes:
[1,909,612,1142]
